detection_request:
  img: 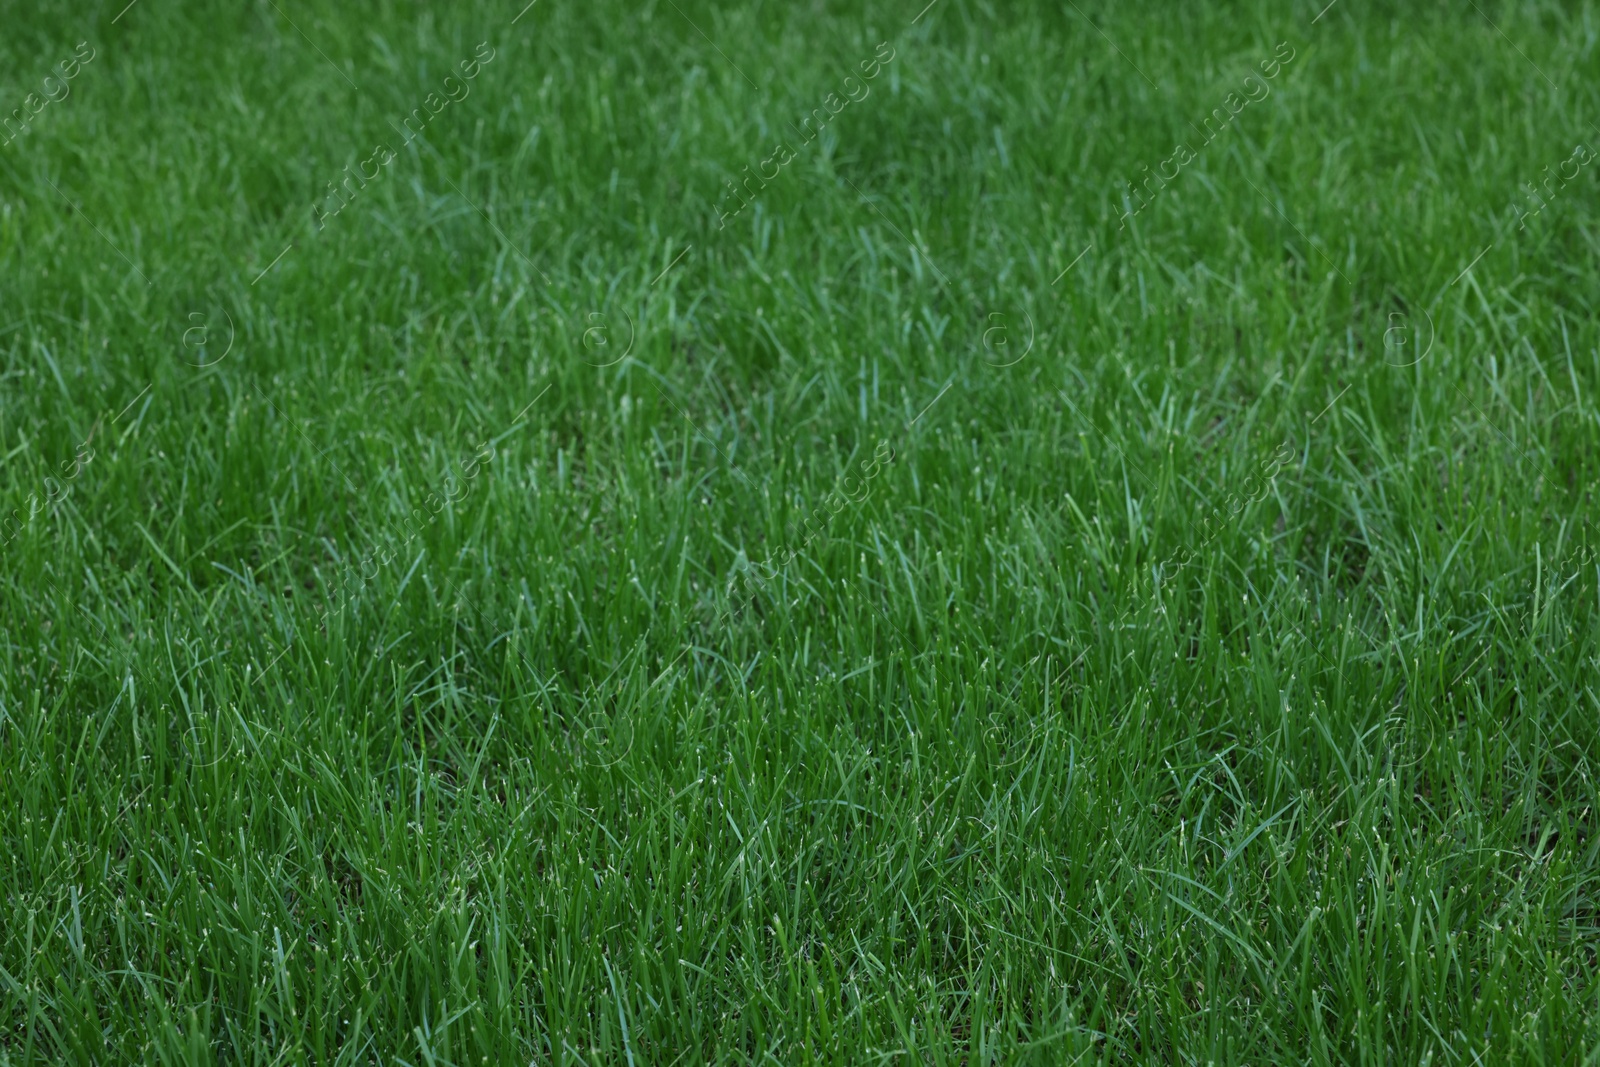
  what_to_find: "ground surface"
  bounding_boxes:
[2,0,1599,1062]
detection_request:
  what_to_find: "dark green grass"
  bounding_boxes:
[2,0,1600,1061]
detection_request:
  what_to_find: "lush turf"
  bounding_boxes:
[3,0,1600,1061]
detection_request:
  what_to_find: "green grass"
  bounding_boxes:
[3,0,1600,1061]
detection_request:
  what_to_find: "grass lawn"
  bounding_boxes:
[3,0,1600,1061]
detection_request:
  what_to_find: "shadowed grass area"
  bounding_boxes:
[2,0,1599,1062]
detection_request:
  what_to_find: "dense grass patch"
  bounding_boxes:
[3,0,1600,1061]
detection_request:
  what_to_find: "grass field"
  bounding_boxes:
[3,0,1600,1061]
